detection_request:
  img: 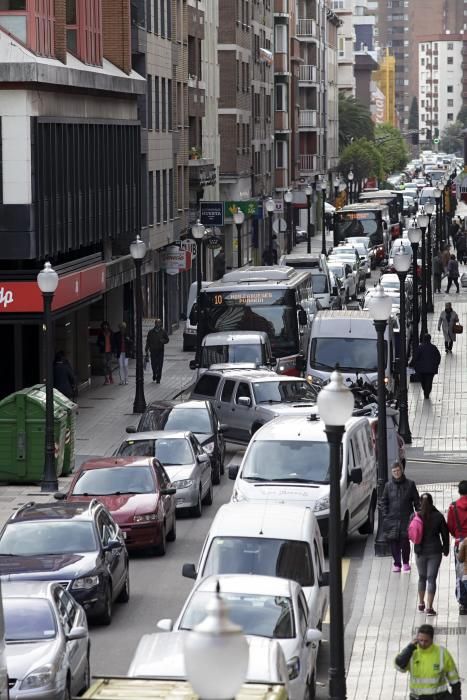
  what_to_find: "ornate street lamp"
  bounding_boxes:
[424,202,435,313]
[305,184,313,253]
[233,207,245,269]
[265,197,275,263]
[347,169,354,204]
[367,284,393,556]
[284,189,293,254]
[320,178,328,256]
[317,369,354,700]
[184,583,249,700]
[417,212,430,337]
[393,249,412,444]
[408,225,422,359]
[192,219,206,363]
[130,235,147,413]
[37,262,59,492]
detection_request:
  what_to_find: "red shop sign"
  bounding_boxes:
[0,264,106,314]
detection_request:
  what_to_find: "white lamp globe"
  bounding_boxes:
[184,586,249,700]
[233,207,245,225]
[424,202,435,215]
[305,184,313,197]
[367,284,392,321]
[393,249,411,273]
[317,369,354,426]
[408,226,422,244]
[265,197,275,213]
[417,213,429,229]
[334,175,340,188]
[130,234,147,260]
[284,189,293,204]
[192,219,206,239]
[37,262,59,294]
[316,180,323,192]
[348,170,354,182]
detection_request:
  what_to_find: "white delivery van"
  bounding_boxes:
[182,501,328,634]
[229,413,377,547]
[194,331,275,371]
[306,309,396,394]
[279,254,331,309]
[183,281,208,352]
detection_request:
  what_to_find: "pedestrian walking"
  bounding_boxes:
[446,255,460,293]
[412,334,441,399]
[455,231,467,264]
[438,301,460,353]
[97,321,114,385]
[447,480,467,615]
[433,253,443,294]
[145,319,169,383]
[395,624,461,699]
[383,462,420,573]
[457,536,467,615]
[262,247,274,266]
[272,234,280,264]
[440,245,451,275]
[53,351,76,401]
[113,322,134,385]
[449,218,460,248]
[413,493,449,615]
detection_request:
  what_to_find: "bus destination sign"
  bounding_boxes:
[207,290,284,306]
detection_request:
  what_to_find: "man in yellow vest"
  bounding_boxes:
[395,624,461,699]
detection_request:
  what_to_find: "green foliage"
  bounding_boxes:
[374,123,409,175]
[456,106,467,128]
[338,139,384,183]
[408,97,419,131]
[440,121,464,154]
[338,94,374,152]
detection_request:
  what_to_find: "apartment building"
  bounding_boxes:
[0,0,145,399]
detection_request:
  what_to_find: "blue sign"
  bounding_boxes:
[200,201,224,227]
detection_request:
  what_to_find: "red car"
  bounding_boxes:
[63,457,177,555]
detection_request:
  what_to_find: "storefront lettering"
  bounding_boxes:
[0,287,14,309]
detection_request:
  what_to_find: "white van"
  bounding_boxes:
[306,309,396,393]
[279,254,331,309]
[183,281,208,352]
[229,414,377,546]
[182,501,329,631]
[195,331,274,371]
[0,582,8,700]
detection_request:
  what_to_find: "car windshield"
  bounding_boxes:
[332,248,356,257]
[242,439,330,484]
[328,264,345,278]
[200,344,265,367]
[0,521,97,556]
[118,438,193,465]
[4,599,57,642]
[310,274,329,294]
[180,592,295,639]
[380,278,400,291]
[202,536,314,588]
[155,408,212,434]
[252,380,317,404]
[72,466,155,496]
[310,337,387,372]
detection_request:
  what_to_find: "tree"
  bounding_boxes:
[338,93,374,152]
[374,123,409,176]
[408,97,419,131]
[456,106,467,128]
[338,138,384,184]
[440,121,464,154]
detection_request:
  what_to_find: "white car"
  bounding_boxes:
[345,238,371,277]
[156,575,322,700]
[327,261,357,299]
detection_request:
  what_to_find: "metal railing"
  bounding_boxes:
[299,109,318,128]
[297,18,317,37]
[299,65,317,82]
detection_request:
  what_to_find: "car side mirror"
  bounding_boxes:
[305,628,322,646]
[161,487,176,495]
[350,467,363,484]
[66,625,88,641]
[318,570,330,588]
[157,618,174,632]
[198,453,209,463]
[105,539,122,552]
[182,563,197,579]
[189,360,199,371]
[237,396,251,407]
[298,308,308,326]
[126,425,137,434]
[228,464,239,480]
[54,492,67,501]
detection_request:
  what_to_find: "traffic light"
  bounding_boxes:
[412,132,419,145]
[426,129,432,142]
[434,128,439,139]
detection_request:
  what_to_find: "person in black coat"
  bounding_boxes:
[414,492,449,616]
[383,462,420,572]
[412,333,441,399]
[113,322,134,385]
[53,351,76,401]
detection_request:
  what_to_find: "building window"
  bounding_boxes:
[275,83,287,111]
[274,23,286,53]
[447,42,453,50]
[148,171,154,225]
[146,0,151,32]
[447,56,453,65]
[66,0,102,66]
[447,113,454,121]
[338,36,345,58]
[147,74,153,129]
[276,140,287,169]
[155,171,161,223]
[162,170,168,222]
[169,169,174,219]
[0,0,27,44]
[447,85,453,93]
[160,0,165,36]
[168,79,173,130]
[447,99,453,107]
[161,77,167,130]
[155,76,160,130]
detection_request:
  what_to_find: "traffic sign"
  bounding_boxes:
[273,218,287,234]
[178,238,197,259]
[200,201,224,226]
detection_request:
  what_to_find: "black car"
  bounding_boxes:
[0,500,129,626]
[126,399,226,485]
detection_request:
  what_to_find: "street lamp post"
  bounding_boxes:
[305,184,313,253]
[424,202,435,313]
[37,262,59,492]
[367,284,393,557]
[233,207,245,269]
[347,170,354,204]
[408,225,422,359]
[130,235,147,414]
[417,212,429,338]
[434,187,442,250]
[322,179,328,256]
[284,189,293,254]
[265,197,275,263]
[393,250,412,444]
[333,175,340,204]
[192,219,206,364]
[184,583,249,700]
[317,370,354,700]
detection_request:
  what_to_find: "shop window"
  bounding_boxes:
[66,0,102,66]
[0,0,54,57]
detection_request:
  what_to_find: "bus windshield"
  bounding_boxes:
[201,289,299,357]
[334,212,382,246]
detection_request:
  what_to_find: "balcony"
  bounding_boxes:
[299,64,317,83]
[299,109,317,128]
[188,158,217,188]
[297,18,317,39]
[299,154,318,172]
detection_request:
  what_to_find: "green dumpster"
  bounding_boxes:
[32,385,77,476]
[0,387,67,484]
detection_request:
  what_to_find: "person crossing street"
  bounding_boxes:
[145,318,169,383]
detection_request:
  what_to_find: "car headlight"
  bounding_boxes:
[231,487,246,502]
[72,575,99,590]
[173,479,193,489]
[287,656,300,681]
[313,495,330,513]
[202,441,215,455]
[134,513,157,523]
[307,374,325,386]
[20,665,54,690]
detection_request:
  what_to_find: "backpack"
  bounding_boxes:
[408,513,424,544]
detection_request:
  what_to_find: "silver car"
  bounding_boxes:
[116,431,213,517]
[4,581,89,700]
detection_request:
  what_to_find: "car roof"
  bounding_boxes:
[1,580,56,599]
[121,431,191,440]
[78,457,157,471]
[196,369,305,383]
[209,502,318,540]
[203,331,269,345]
[251,413,365,442]
[10,501,100,522]
[195,574,297,598]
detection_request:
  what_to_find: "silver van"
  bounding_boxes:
[194,331,274,371]
[279,254,332,309]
